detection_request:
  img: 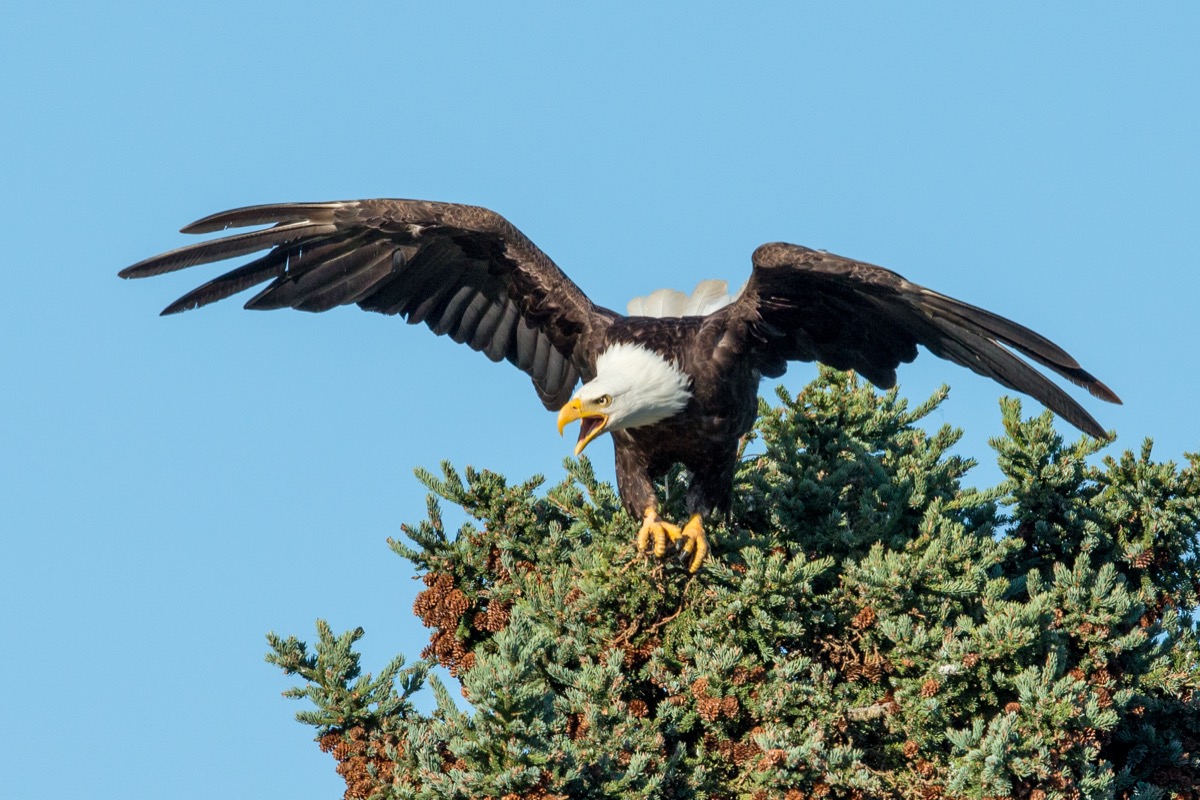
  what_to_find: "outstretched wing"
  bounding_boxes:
[717,242,1120,438]
[121,199,612,409]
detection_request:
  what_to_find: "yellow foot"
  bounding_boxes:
[637,509,681,560]
[677,515,709,574]
[635,510,710,573]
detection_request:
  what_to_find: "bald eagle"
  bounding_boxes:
[120,199,1119,571]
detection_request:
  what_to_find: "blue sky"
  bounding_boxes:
[3,4,1198,798]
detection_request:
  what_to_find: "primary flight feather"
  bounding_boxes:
[121,198,1120,571]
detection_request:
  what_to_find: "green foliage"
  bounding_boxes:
[266,369,1200,800]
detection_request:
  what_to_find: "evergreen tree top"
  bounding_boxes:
[268,371,1200,800]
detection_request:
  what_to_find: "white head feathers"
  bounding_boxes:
[576,343,692,430]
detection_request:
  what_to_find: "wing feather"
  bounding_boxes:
[470,298,508,359]
[451,291,495,345]
[244,234,386,311]
[483,301,520,363]
[179,202,345,234]
[119,221,337,277]
[121,199,611,409]
[514,318,540,370]
[368,239,462,318]
[531,327,553,382]
[300,247,398,311]
[429,285,478,337]
[914,290,1120,403]
[717,242,1118,438]
[405,258,472,326]
[159,248,290,315]
[921,319,1108,437]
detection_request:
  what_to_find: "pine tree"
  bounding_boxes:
[266,369,1200,800]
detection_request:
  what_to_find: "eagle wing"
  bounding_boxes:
[120,199,610,409]
[718,242,1120,438]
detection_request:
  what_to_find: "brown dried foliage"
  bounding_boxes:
[414,572,476,675]
[566,712,590,740]
[413,571,514,677]
[851,606,877,629]
[493,772,566,800]
[756,748,788,771]
[318,725,404,800]
[703,732,761,765]
[472,600,512,633]
[619,636,659,670]
[822,636,892,683]
[698,695,724,722]
[731,665,767,686]
[691,676,742,723]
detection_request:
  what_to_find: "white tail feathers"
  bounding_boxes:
[626,279,744,318]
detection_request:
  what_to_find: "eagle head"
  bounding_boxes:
[557,343,692,455]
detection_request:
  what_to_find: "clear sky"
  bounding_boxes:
[3,4,1198,798]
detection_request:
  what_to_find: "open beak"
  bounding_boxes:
[557,398,609,455]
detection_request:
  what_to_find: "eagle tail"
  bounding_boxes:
[627,279,743,318]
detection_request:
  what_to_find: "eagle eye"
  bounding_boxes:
[596,394,612,407]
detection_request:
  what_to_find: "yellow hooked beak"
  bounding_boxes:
[557,398,610,455]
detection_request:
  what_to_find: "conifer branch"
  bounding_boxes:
[267,371,1200,799]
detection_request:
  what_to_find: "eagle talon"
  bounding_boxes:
[637,509,681,559]
[677,515,709,573]
[636,510,708,572]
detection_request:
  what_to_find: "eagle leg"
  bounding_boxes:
[636,509,709,573]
